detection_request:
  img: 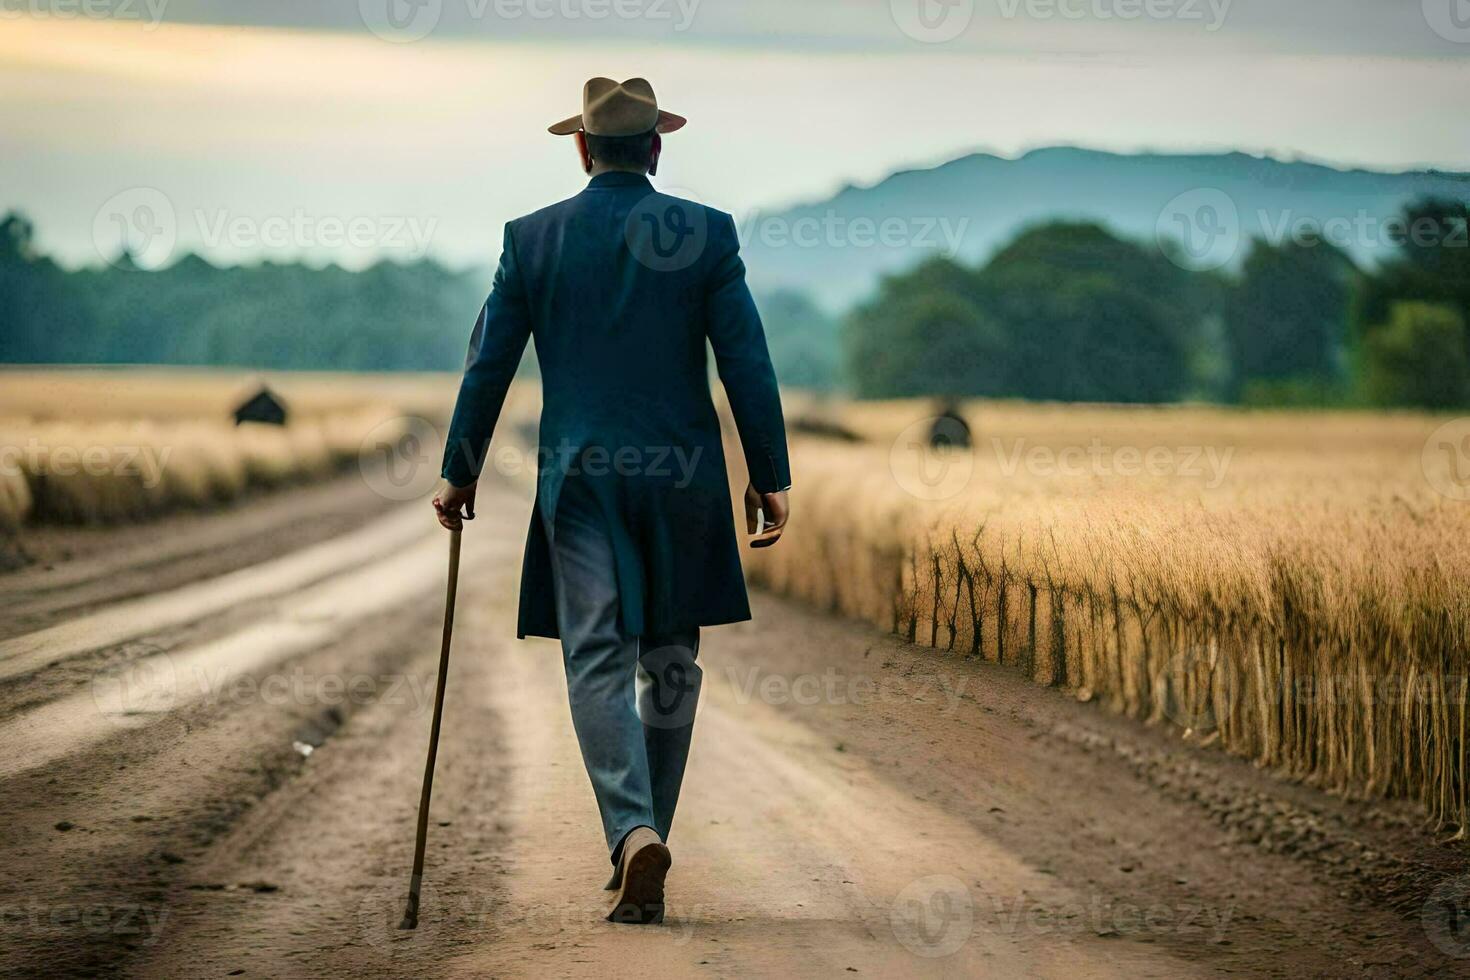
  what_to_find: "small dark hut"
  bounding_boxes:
[233,386,289,427]
[928,402,971,450]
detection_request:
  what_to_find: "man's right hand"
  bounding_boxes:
[433,480,477,532]
[744,484,789,549]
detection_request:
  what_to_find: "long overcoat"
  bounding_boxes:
[442,172,791,639]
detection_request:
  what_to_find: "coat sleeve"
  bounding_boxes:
[441,223,533,488]
[705,211,791,494]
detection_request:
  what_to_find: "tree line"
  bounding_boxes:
[846,198,1470,409]
[4,200,1467,409]
[0,213,483,372]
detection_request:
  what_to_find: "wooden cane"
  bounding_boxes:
[400,526,463,930]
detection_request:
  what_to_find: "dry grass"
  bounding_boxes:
[0,368,459,526]
[745,397,1470,832]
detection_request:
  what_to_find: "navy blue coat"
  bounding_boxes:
[441,172,791,639]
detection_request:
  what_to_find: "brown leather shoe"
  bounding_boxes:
[605,826,671,924]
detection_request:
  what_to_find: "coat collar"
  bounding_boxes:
[584,171,653,192]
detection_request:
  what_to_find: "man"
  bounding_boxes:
[432,77,791,925]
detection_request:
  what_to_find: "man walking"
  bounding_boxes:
[433,77,791,925]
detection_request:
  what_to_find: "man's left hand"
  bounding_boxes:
[433,480,477,531]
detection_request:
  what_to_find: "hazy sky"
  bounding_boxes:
[2,1,1468,270]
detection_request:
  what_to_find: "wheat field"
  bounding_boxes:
[744,398,1470,832]
[7,371,1468,831]
[0,368,457,528]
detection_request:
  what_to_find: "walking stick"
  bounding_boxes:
[400,526,462,930]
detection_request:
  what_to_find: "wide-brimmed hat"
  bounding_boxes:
[548,77,687,138]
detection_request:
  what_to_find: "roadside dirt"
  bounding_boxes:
[1,476,1465,978]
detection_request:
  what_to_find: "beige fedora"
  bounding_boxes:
[548,77,686,138]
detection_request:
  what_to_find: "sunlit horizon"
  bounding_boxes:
[4,13,1469,271]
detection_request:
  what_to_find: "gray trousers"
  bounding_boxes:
[543,479,702,863]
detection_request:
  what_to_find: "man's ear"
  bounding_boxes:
[574,131,593,174]
[648,132,662,176]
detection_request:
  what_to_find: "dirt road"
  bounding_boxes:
[1,474,1463,978]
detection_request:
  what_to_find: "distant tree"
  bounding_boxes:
[840,226,1205,403]
[1224,235,1355,400]
[845,277,1008,399]
[0,212,92,364]
[1354,197,1470,366]
[976,223,1198,402]
[1360,303,1470,409]
[978,266,1189,402]
[0,216,484,371]
[754,290,840,390]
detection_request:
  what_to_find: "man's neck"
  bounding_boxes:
[588,165,650,179]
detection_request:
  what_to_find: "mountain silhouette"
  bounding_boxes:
[738,146,1470,310]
